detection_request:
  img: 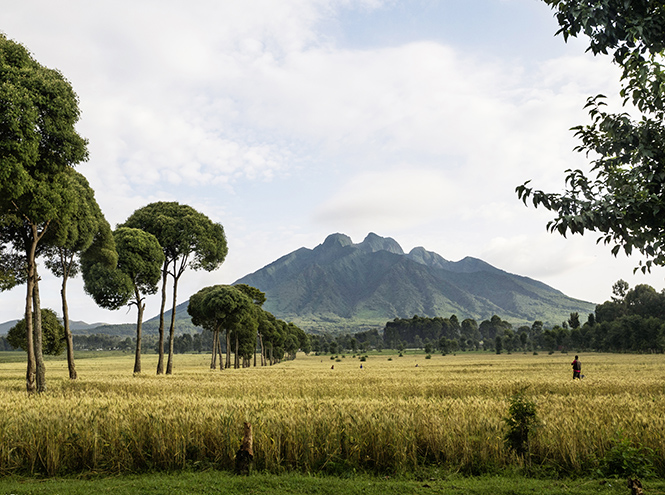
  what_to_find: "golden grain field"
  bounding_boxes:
[0,351,663,476]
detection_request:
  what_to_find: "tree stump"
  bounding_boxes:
[235,421,254,475]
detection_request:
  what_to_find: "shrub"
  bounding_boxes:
[600,432,655,479]
[503,389,538,457]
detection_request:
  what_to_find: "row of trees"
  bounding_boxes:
[382,314,512,350]
[80,203,228,375]
[188,284,309,369]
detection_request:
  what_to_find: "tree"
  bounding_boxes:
[568,312,581,330]
[187,285,254,370]
[82,227,163,373]
[42,170,114,379]
[121,202,227,375]
[7,308,65,356]
[612,279,629,302]
[517,2,665,273]
[495,335,503,354]
[233,284,265,367]
[0,35,88,393]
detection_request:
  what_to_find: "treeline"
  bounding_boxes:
[380,314,516,353]
[379,281,665,354]
[573,281,665,353]
[310,329,382,354]
[308,281,665,355]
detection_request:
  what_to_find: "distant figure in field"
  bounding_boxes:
[331,365,334,370]
[572,355,581,379]
[360,364,363,369]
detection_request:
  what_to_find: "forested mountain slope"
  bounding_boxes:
[234,233,595,332]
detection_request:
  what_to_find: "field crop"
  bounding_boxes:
[0,350,663,477]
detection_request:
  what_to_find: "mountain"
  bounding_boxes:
[233,232,596,332]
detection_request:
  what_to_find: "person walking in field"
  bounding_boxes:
[571,355,581,379]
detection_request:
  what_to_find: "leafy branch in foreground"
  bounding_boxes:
[518,1,665,273]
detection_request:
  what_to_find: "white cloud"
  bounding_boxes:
[3,0,665,325]
[313,168,459,230]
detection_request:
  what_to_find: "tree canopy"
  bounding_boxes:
[517,1,665,272]
[7,308,65,356]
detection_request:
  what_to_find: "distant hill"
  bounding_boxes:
[0,320,18,336]
[0,319,105,336]
[233,232,596,332]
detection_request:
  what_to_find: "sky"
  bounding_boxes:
[2,0,664,326]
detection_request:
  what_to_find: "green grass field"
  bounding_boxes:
[0,350,663,487]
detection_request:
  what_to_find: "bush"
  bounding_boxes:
[600,432,655,479]
[504,389,538,457]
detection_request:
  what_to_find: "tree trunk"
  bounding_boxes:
[60,266,77,380]
[165,275,180,375]
[234,333,239,369]
[134,295,144,374]
[156,265,168,375]
[25,243,37,394]
[33,272,46,393]
[217,336,224,370]
[210,330,218,369]
[258,333,265,366]
[225,329,231,369]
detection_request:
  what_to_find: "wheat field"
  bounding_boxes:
[0,350,663,476]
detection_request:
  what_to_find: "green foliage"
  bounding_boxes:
[121,201,227,274]
[0,244,24,291]
[0,34,88,210]
[43,170,113,279]
[503,389,538,457]
[599,432,655,479]
[518,1,665,273]
[6,308,65,355]
[188,285,254,333]
[83,228,163,310]
[120,202,227,372]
